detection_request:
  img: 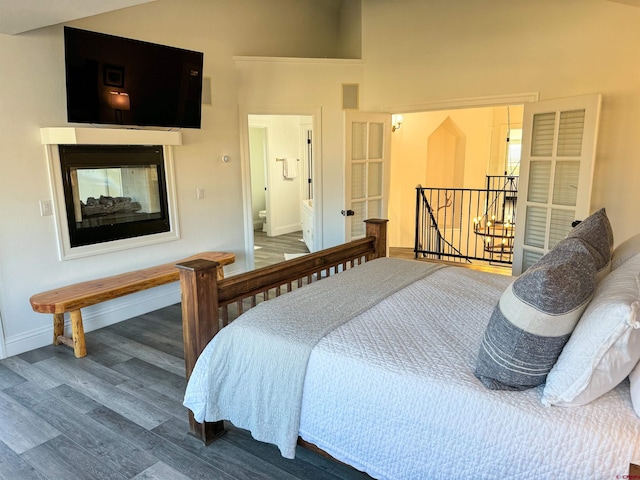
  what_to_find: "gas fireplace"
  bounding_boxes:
[41,127,181,260]
[59,145,171,247]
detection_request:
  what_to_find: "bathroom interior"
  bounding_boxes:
[248,114,314,268]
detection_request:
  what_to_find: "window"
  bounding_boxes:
[505,128,522,176]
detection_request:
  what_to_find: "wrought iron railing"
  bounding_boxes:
[414,176,518,265]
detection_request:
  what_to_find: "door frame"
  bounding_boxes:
[239,105,322,272]
[383,92,540,251]
[384,92,540,115]
[0,310,5,359]
[247,121,270,234]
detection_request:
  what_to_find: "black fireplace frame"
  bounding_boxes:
[59,144,171,247]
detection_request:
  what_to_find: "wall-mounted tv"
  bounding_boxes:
[64,27,204,129]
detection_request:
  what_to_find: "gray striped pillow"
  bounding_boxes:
[475,245,596,390]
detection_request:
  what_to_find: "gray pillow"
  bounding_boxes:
[567,207,613,274]
[555,237,609,282]
[475,245,596,390]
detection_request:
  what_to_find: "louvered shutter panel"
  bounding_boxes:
[512,95,601,275]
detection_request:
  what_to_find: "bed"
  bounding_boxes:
[177,217,640,479]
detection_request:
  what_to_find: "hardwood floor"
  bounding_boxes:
[0,304,371,480]
[390,246,513,276]
[254,230,310,269]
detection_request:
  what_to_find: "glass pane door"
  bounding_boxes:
[344,112,391,241]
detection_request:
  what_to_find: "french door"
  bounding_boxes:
[344,111,391,241]
[512,94,602,275]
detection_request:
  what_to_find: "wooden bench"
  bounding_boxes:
[30,252,235,358]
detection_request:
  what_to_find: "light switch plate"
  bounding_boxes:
[39,200,52,216]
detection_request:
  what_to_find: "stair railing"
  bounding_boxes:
[414,187,470,263]
[414,176,518,265]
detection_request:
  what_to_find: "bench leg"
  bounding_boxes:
[53,313,65,345]
[52,310,87,358]
[70,310,87,358]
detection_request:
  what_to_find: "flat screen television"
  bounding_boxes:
[64,27,204,129]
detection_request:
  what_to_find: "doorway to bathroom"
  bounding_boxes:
[246,113,316,269]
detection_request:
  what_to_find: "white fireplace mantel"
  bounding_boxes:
[40,127,182,146]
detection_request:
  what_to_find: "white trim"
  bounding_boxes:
[239,106,323,272]
[383,92,540,114]
[3,256,247,357]
[0,311,6,359]
[40,128,182,260]
[40,127,182,146]
[4,284,180,357]
[248,119,273,237]
[233,56,365,65]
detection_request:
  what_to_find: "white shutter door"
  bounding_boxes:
[512,94,601,275]
[344,111,391,241]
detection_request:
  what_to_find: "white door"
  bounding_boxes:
[344,111,391,241]
[512,94,602,275]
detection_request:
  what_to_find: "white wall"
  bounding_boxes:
[389,107,509,247]
[3,0,640,358]
[361,0,640,247]
[235,57,365,249]
[0,0,351,357]
[251,115,309,237]
[338,0,362,59]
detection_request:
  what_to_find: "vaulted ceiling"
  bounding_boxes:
[1,0,638,36]
[0,0,155,35]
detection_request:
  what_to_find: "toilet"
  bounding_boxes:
[258,210,267,232]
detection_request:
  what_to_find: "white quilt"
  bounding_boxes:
[183,258,443,458]
[299,267,640,479]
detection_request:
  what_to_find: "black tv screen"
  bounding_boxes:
[64,27,203,129]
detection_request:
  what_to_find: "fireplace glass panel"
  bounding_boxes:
[60,145,171,247]
[72,166,162,225]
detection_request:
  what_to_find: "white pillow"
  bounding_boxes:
[629,360,640,417]
[541,253,640,407]
[612,233,640,270]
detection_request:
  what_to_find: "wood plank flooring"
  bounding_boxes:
[254,230,310,269]
[390,246,513,276]
[0,304,371,480]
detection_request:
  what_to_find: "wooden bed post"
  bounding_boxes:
[365,218,389,260]
[176,259,225,443]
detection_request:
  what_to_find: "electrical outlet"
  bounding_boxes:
[39,200,52,216]
[196,188,204,200]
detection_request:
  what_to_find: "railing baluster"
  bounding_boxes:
[414,175,517,265]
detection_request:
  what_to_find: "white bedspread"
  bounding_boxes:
[299,267,640,479]
[183,258,443,458]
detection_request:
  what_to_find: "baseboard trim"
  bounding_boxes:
[4,284,181,357]
[271,223,303,237]
[4,261,250,358]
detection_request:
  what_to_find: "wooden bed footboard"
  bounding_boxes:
[176,218,388,443]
